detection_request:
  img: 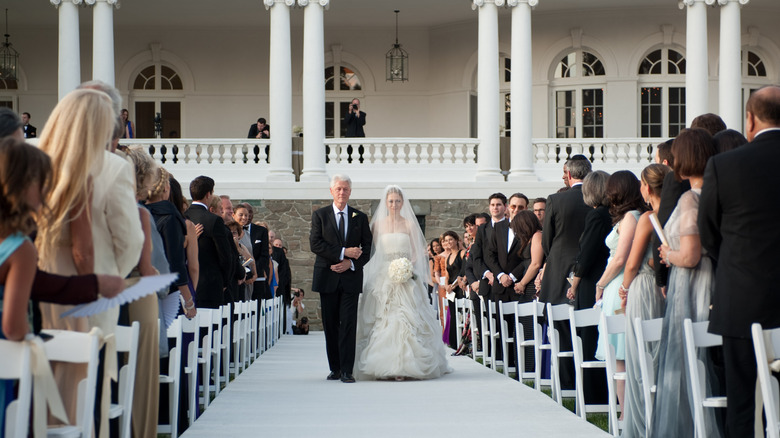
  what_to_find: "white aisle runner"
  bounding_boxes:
[181,332,609,437]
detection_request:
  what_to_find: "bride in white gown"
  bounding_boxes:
[355,185,452,380]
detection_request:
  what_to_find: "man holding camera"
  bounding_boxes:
[290,288,308,334]
[344,98,366,138]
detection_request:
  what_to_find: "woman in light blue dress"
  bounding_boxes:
[651,129,722,438]
[594,170,647,420]
[620,163,671,438]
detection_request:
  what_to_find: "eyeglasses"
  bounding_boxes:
[533,208,545,213]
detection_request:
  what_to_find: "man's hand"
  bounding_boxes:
[470,281,479,293]
[96,275,125,298]
[485,271,494,286]
[500,274,513,288]
[330,258,352,273]
[344,247,362,259]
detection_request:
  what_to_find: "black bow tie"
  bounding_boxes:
[243,225,249,231]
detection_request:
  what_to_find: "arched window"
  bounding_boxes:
[325,64,363,138]
[638,48,686,138]
[131,63,184,138]
[741,50,772,130]
[550,50,606,138]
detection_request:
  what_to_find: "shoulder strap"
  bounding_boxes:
[0,233,28,266]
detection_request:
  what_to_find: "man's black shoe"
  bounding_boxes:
[327,371,341,380]
[340,372,356,383]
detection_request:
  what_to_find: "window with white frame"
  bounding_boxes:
[325,65,363,138]
[550,50,605,138]
[503,57,511,137]
[131,63,184,138]
[742,49,772,131]
[638,48,686,138]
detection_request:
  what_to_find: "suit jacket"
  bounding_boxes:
[23,124,36,138]
[309,204,372,294]
[247,123,270,139]
[573,206,611,310]
[485,220,526,302]
[653,172,690,287]
[540,184,591,304]
[700,130,780,338]
[271,246,292,304]
[344,111,366,138]
[185,203,235,308]
[470,220,501,298]
[247,223,270,279]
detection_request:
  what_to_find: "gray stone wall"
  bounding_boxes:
[237,198,487,329]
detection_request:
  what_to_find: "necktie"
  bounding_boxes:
[338,212,345,241]
[243,225,249,231]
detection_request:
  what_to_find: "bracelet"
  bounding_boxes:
[184,303,195,311]
[596,284,605,290]
[619,284,628,293]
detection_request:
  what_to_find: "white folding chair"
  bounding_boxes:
[233,302,246,376]
[248,300,258,359]
[478,296,491,368]
[455,298,468,350]
[633,317,663,436]
[42,329,101,438]
[468,299,485,364]
[511,301,539,384]
[533,300,551,391]
[109,322,140,438]
[683,319,727,438]
[498,301,517,378]
[274,295,283,342]
[569,306,608,419]
[0,339,31,438]
[220,304,232,387]
[180,314,200,426]
[486,300,504,372]
[210,308,223,397]
[197,309,213,411]
[601,313,626,437]
[546,302,575,405]
[158,316,182,437]
[752,323,780,438]
[244,301,253,366]
[264,299,273,352]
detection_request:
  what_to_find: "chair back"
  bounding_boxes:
[751,323,780,438]
[633,316,663,436]
[599,313,626,437]
[113,322,140,438]
[0,339,31,438]
[158,315,183,437]
[683,318,725,438]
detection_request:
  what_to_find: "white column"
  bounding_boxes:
[52,0,81,100]
[719,0,748,130]
[90,0,117,86]
[299,0,328,182]
[265,0,295,181]
[507,0,537,181]
[684,0,714,126]
[473,0,504,181]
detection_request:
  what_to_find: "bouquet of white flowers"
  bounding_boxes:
[388,257,415,284]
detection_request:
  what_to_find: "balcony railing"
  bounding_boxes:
[118,137,665,184]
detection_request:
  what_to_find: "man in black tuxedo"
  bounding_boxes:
[462,213,488,348]
[699,86,780,437]
[184,176,236,308]
[21,112,36,138]
[247,117,270,139]
[470,193,507,303]
[310,174,372,383]
[247,222,270,300]
[344,99,366,138]
[540,156,591,390]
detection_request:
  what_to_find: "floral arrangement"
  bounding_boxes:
[388,257,414,284]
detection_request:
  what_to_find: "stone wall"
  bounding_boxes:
[238,198,487,330]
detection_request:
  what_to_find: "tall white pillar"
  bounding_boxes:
[473,0,504,181]
[90,0,117,86]
[684,0,714,126]
[507,0,537,181]
[52,0,81,100]
[265,0,295,181]
[299,0,328,182]
[719,0,748,130]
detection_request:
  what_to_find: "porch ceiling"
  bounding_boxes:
[14,0,778,31]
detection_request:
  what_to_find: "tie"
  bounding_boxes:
[338,212,346,241]
[243,225,249,231]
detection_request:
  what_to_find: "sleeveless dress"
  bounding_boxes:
[444,251,463,348]
[0,233,28,436]
[622,242,666,438]
[596,210,640,361]
[355,233,452,380]
[650,189,722,438]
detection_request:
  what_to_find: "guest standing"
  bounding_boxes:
[651,128,720,438]
[344,98,366,137]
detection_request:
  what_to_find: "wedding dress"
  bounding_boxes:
[355,186,452,380]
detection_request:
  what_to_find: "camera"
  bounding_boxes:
[294,291,301,298]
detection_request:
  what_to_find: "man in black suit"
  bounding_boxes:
[699,86,780,437]
[540,156,592,390]
[184,176,236,308]
[310,174,372,383]
[462,213,488,348]
[21,112,36,138]
[470,193,507,303]
[247,222,270,300]
[247,117,270,139]
[344,98,366,138]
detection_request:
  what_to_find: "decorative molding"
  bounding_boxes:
[50,0,84,7]
[747,26,760,47]
[682,0,717,5]
[661,24,674,45]
[718,0,749,5]
[264,0,295,10]
[297,0,329,7]
[85,0,119,6]
[507,0,539,7]
[570,27,583,50]
[472,0,506,9]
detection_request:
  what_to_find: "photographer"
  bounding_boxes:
[344,98,366,138]
[247,117,270,139]
[291,287,308,335]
